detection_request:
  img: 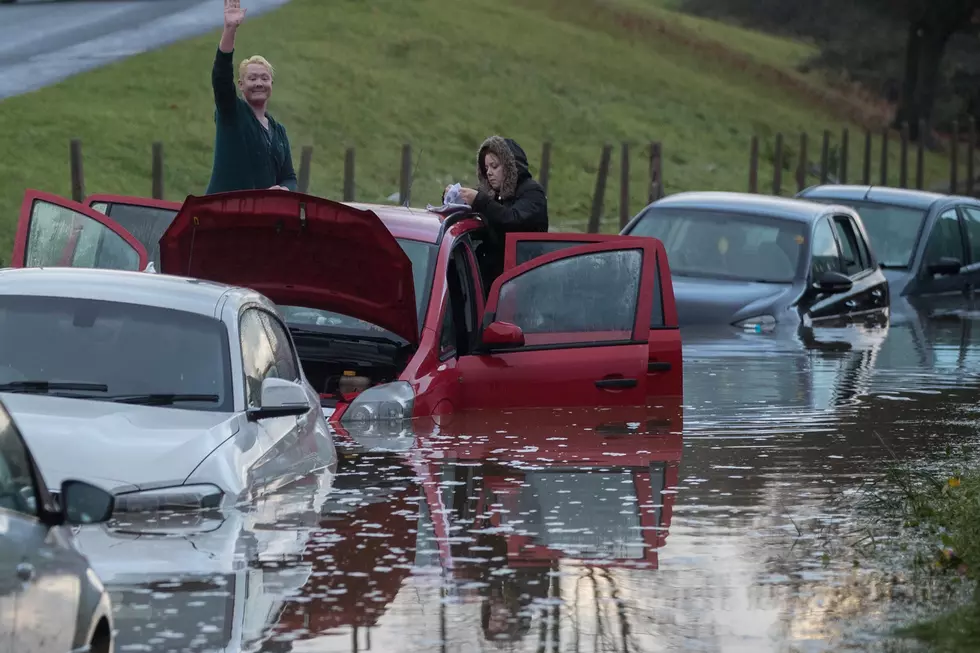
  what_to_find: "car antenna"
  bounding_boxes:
[862,185,873,200]
[404,148,424,211]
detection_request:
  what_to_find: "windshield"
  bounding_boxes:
[805,198,927,268]
[278,238,437,340]
[628,208,806,282]
[0,295,233,411]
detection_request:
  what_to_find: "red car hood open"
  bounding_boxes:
[159,191,419,344]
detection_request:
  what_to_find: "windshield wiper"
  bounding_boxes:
[0,381,109,394]
[107,393,220,406]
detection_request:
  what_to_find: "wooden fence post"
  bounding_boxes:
[748,136,759,193]
[69,139,85,203]
[968,117,976,196]
[916,119,927,189]
[297,145,313,194]
[588,144,613,234]
[879,127,889,185]
[796,132,808,192]
[839,128,849,184]
[151,142,164,200]
[772,133,783,196]
[399,143,412,206]
[899,123,909,188]
[648,141,663,203]
[950,119,960,194]
[862,130,872,185]
[820,130,830,184]
[619,142,630,229]
[539,142,552,195]
[343,147,356,201]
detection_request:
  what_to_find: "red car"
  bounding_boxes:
[11,189,682,423]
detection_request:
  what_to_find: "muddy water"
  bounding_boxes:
[82,314,980,653]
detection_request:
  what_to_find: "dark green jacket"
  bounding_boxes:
[205,48,297,194]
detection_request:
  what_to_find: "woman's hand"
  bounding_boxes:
[458,187,478,205]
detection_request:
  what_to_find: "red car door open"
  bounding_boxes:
[85,194,181,266]
[456,239,661,410]
[502,232,682,401]
[11,190,149,271]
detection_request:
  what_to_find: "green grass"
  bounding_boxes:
[0,0,959,257]
[875,464,980,651]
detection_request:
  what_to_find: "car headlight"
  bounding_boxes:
[113,484,224,513]
[733,314,776,333]
[341,381,414,424]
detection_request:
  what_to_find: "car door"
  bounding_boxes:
[456,239,660,410]
[501,232,682,400]
[907,207,970,302]
[12,190,149,271]
[0,407,78,653]
[955,205,980,300]
[799,216,858,324]
[829,213,888,320]
[85,194,181,267]
[238,307,313,496]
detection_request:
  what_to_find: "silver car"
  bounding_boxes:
[0,267,337,512]
[0,395,117,653]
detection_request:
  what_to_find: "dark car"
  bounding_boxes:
[620,191,890,330]
[796,185,980,313]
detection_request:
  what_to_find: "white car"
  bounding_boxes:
[0,266,337,512]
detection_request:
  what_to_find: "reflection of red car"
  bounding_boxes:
[11,189,682,423]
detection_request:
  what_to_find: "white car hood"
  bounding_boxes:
[2,393,241,492]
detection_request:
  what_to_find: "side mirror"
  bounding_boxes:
[60,479,114,525]
[926,256,962,276]
[811,270,853,295]
[247,377,310,421]
[481,321,525,349]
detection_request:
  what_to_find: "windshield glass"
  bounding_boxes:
[805,198,927,267]
[278,238,437,340]
[0,295,232,411]
[629,208,806,282]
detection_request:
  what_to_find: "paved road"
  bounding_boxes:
[0,0,291,100]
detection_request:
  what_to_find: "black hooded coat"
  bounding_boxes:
[471,136,549,283]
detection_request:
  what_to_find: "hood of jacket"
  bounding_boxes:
[476,135,532,201]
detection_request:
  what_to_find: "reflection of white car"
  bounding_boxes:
[73,466,334,652]
[0,267,337,512]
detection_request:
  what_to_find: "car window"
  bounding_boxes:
[959,206,980,264]
[832,216,867,275]
[439,296,455,358]
[0,409,38,518]
[240,308,278,408]
[628,208,805,283]
[805,198,927,268]
[25,200,142,271]
[924,209,965,266]
[278,238,437,340]
[515,240,591,267]
[811,219,843,275]
[494,248,642,345]
[91,203,179,267]
[0,295,233,412]
[257,311,300,383]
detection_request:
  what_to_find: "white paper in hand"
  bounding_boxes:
[426,182,472,213]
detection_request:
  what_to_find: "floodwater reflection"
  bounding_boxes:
[78,309,980,652]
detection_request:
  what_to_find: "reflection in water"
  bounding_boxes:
[79,310,980,652]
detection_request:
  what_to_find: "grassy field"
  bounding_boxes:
[0,0,958,256]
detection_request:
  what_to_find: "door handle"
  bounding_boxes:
[16,562,34,583]
[648,361,672,373]
[595,378,637,389]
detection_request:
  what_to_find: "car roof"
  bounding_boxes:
[0,267,266,318]
[644,191,837,224]
[347,202,444,244]
[799,184,980,210]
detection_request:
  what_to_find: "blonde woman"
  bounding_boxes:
[206,0,297,194]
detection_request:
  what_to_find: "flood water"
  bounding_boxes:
[78,310,980,653]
